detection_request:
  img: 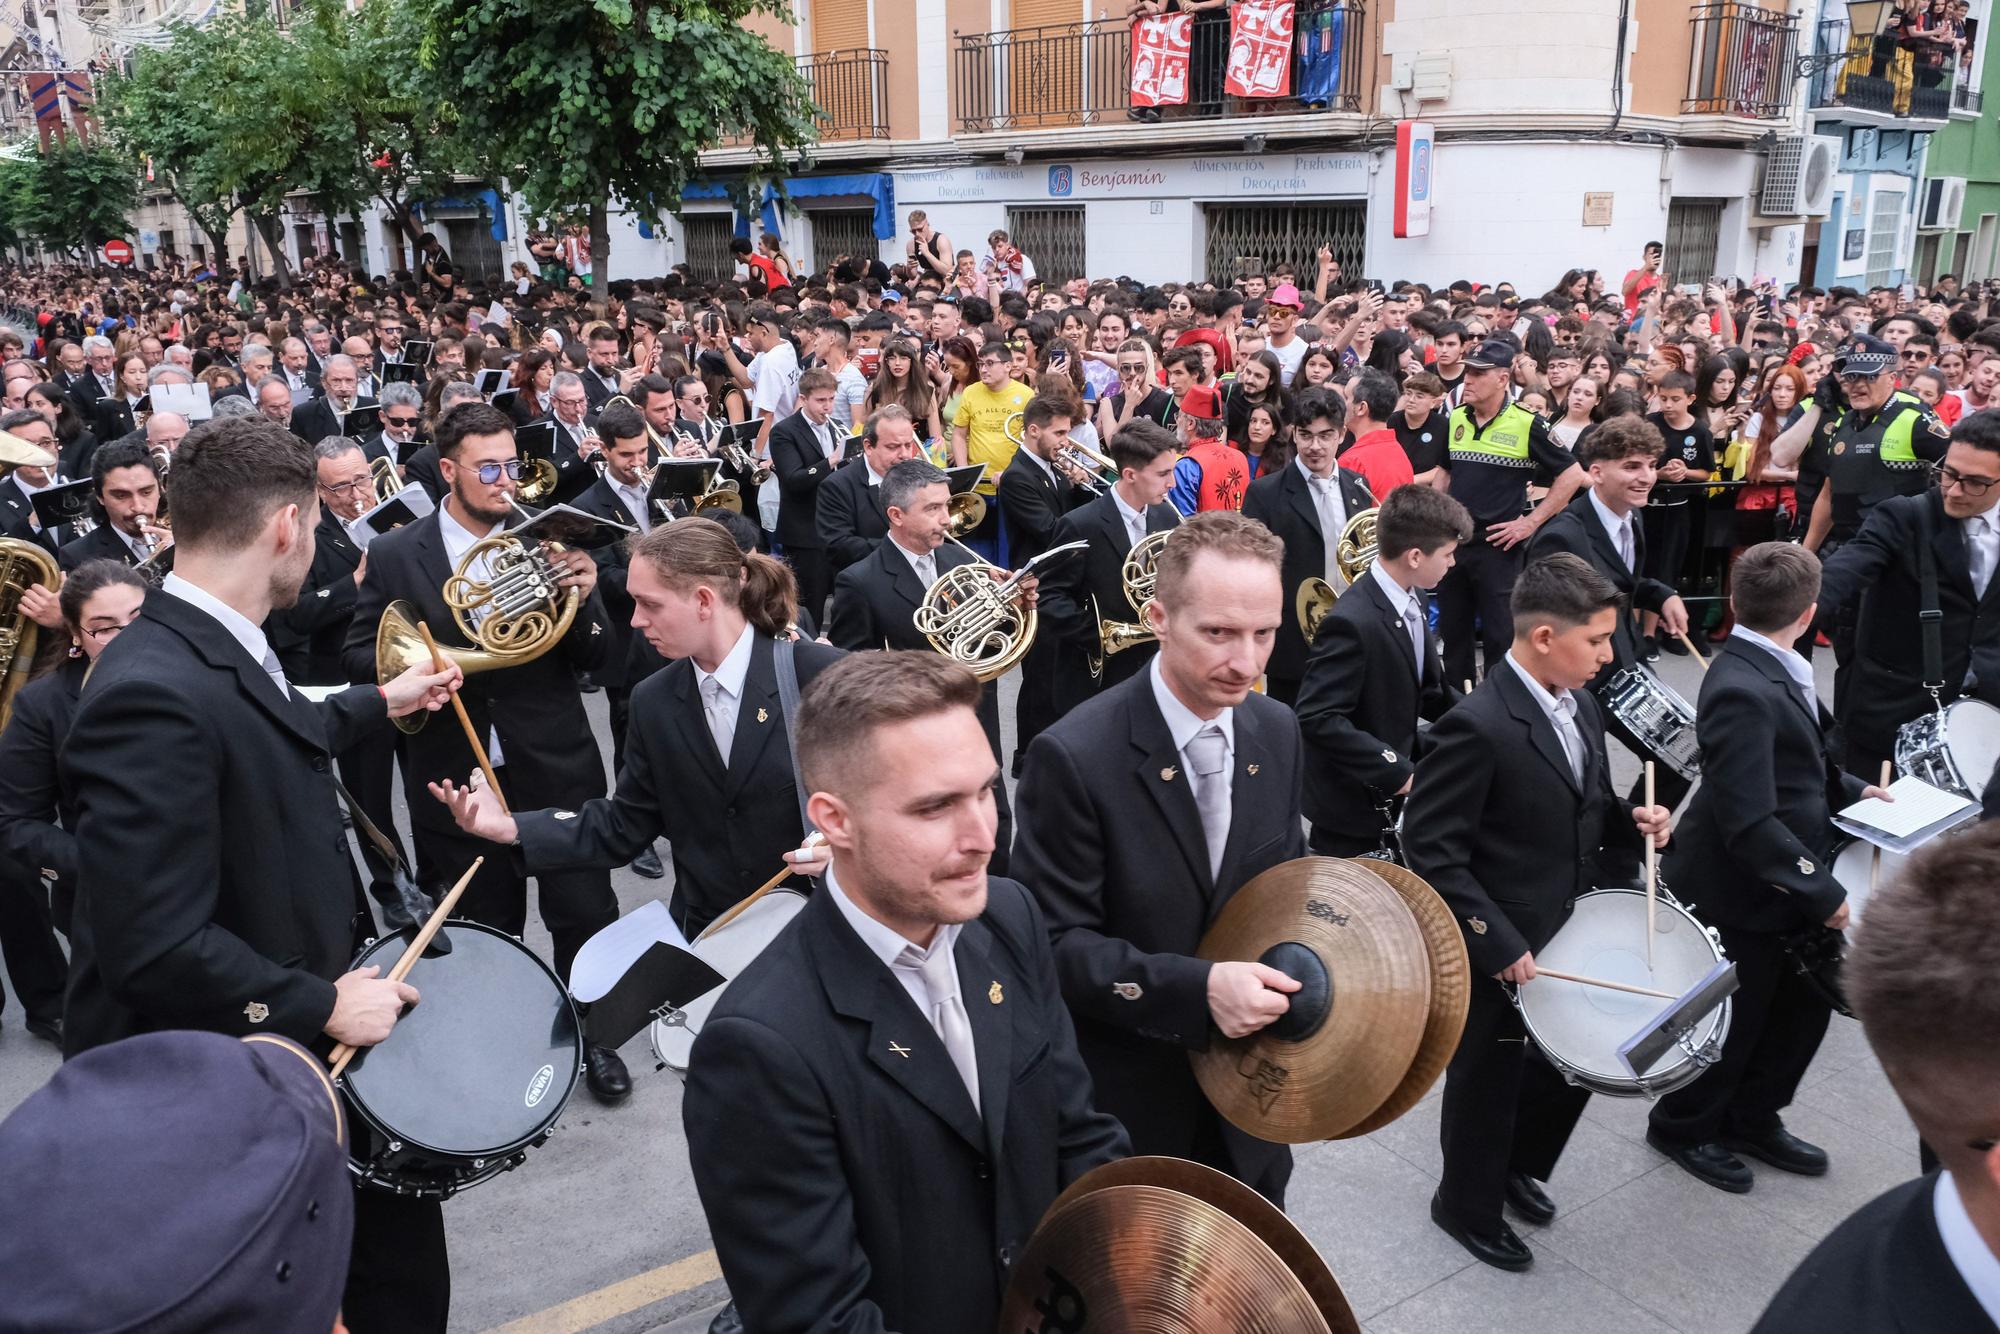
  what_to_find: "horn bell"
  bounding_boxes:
[376,599,523,735]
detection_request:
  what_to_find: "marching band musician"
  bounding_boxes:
[57,415,459,1331]
[1034,418,1183,716]
[339,401,633,1103]
[1240,386,1378,705]
[0,409,66,553]
[58,441,170,572]
[431,516,842,940]
[817,404,923,576]
[828,458,1024,873]
[1405,553,1669,1271]
[1013,513,1307,1205]
[771,368,849,620]
[1814,409,2000,779]
[1646,544,1885,1194]
[682,651,1129,1333]
[1294,483,1469,857]
[1524,415,1696,808]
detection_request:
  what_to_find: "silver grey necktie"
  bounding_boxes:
[1971,515,1994,600]
[1552,694,1584,782]
[1186,724,1231,880]
[1404,601,1425,681]
[913,946,980,1113]
[700,674,732,766]
[259,645,290,700]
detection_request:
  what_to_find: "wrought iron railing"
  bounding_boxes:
[1683,2,1798,117]
[952,0,1365,133]
[1953,81,1984,113]
[723,48,888,145]
[1807,17,1952,121]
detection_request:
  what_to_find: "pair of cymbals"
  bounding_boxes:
[1191,856,1470,1144]
[998,1156,1359,1334]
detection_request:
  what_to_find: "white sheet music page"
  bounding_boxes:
[1834,777,1979,854]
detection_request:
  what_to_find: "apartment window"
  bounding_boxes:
[1201,202,1364,288]
[1865,187,1906,287]
[1007,206,1085,286]
[683,213,735,284]
[1663,198,1726,284]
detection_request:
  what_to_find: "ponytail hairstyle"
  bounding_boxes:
[630,516,798,637]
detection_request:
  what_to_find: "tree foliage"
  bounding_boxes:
[0,141,139,260]
[408,0,821,275]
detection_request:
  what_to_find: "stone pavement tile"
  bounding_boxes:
[1725,1103,1923,1242]
[1537,1164,1819,1334]
[1285,1135,1483,1320]
[1795,1057,1919,1150]
[1367,1249,1681,1334]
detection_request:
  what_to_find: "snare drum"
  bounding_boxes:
[1600,668,1702,780]
[341,921,581,1198]
[651,888,809,1073]
[1516,888,1731,1098]
[1830,836,1907,929]
[1894,699,2000,801]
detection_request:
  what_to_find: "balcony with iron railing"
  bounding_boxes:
[723,47,889,145]
[1683,2,1799,117]
[951,0,1365,134]
[1952,79,1983,113]
[1807,18,1953,122]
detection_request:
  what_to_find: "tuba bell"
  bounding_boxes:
[0,537,61,731]
[370,455,401,506]
[1293,509,1381,639]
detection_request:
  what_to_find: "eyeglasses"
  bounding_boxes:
[1936,464,2000,496]
[472,460,526,484]
[81,617,137,643]
[321,477,373,496]
[1901,351,1930,361]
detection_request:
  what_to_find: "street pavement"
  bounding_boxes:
[0,643,1924,1333]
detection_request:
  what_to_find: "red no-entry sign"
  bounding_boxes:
[101,238,133,266]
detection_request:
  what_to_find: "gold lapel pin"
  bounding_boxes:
[1468,917,1488,936]
[889,1042,911,1058]
[243,1001,269,1024]
[1246,763,1260,776]
[756,707,769,723]
[989,981,1004,1005]
[1161,766,1178,782]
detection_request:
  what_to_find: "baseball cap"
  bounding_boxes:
[881,290,903,305]
[1267,283,1303,310]
[1463,338,1518,371]
[1833,333,1897,378]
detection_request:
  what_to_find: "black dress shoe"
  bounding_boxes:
[707,1302,744,1334]
[584,1043,633,1102]
[1429,1192,1533,1271]
[24,1014,62,1047]
[629,846,665,880]
[1724,1124,1829,1176]
[1505,1172,1557,1225]
[1647,1128,1754,1193]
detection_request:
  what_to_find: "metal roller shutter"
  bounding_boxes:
[1200,201,1364,287]
[683,213,736,284]
[810,208,880,273]
[1006,205,1085,285]
[1662,198,1726,285]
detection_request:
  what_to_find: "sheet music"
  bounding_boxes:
[568,899,696,1004]
[1834,776,1978,849]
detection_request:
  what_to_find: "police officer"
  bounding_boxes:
[1435,338,1589,687]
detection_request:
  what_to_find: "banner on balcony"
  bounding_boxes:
[1131,13,1194,108]
[1226,0,1295,99]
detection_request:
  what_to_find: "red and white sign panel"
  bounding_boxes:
[1226,0,1295,99]
[1131,14,1194,108]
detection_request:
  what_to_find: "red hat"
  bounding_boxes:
[1179,384,1223,420]
[1174,327,1233,374]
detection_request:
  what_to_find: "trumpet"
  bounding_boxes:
[1003,412,1025,449]
[1087,530,1170,679]
[944,490,987,540]
[1294,508,1381,640]
[516,455,559,504]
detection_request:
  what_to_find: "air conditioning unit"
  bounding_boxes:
[1760,135,1839,218]
[1920,176,1968,232]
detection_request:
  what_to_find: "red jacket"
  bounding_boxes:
[1337,427,1416,500]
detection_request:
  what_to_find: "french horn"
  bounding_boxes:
[1088,529,1171,679]
[915,546,1039,683]
[1295,508,1381,640]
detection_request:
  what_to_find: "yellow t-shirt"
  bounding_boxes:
[953,379,1031,493]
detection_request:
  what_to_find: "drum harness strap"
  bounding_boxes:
[1920,523,1947,712]
[774,638,813,836]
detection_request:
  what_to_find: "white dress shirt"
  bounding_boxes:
[437,504,506,765]
[825,863,967,1031]
[1112,485,1149,550]
[1729,624,1819,715]
[1298,458,1349,587]
[1936,1171,2000,1328]
[891,536,938,587]
[1369,562,1427,678]
[1504,650,1583,780]
[162,572,287,698]
[1588,488,1638,573]
[693,623,755,764]
[1019,447,1056,487]
[1150,656,1235,805]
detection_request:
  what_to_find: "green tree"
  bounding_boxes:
[0,142,138,261]
[409,0,820,279]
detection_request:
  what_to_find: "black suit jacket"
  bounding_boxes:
[1818,489,2000,757]
[340,508,614,838]
[60,593,387,1056]
[1404,663,1643,977]
[266,509,364,686]
[566,476,642,689]
[519,634,841,936]
[814,457,887,571]
[0,656,86,883]
[0,476,62,552]
[1239,462,1376,683]
[1753,1174,1997,1334]
[771,410,847,549]
[685,878,1128,1334]
[534,413,599,506]
[997,448,1091,565]
[58,522,142,573]
[402,443,445,502]
[91,395,142,447]
[1666,637,1866,934]
[1295,570,1457,839]
[1526,492,1673,686]
[65,372,113,422]
[1036,490,1181,706]
[1012,669,1306,1187]
[290,394,378,446]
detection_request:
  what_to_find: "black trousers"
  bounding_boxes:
[787,545,833,631]
[0,871,66,1023]
[1438,978,1590,1230]
[1642,504,1693,596]
[1013,635,1060,777]
[1648,924,1832,1146]
[344,1186,449,1334]
[1437,539,1520,690]
[338,720,408,917]
[607,684,632,780]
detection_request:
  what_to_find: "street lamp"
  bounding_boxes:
[1795,0,1895,78]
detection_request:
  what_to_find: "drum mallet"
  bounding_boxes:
[327,855,484,1081]
[1644,761,1658,969]
[1869,760,1892,896]
[1674,630,1710,671]
[417,619,509,816]
[707,831,826,934]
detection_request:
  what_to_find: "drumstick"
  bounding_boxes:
[1533,968,1676,1000]
[1644,761,1658,969]
[327,855,484,1081]
[1869,760,1892,895]
[706,832,826,934]
[416,619,508,816]
[1675,630,1710,671]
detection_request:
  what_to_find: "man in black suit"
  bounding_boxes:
[434,516,841,939]
[1816,411,2000,777]
[1014,512,1309,1204]
[290,355,378,446]
[68,335,117,420]
[279,337,320,398]
[816,403,921,574]
[1035,418,1183,718]
[771,367,846,619]
[535,370,600,506]
[0,411,65,552]
[340,402,631,1101]
[581,325,624,412]
[1405,553,1668,1270]
[998,394,1096,771]
[57,413,459,1332]
[1296,482,1468,856]
[1647,544,1879,1192]
[59,442,169,572]
[1753,823,2000,1334]
[1241,386,1379,704]
[830,458,1019,872]
[682,651,1128,1332]
[1526,415,1694,807]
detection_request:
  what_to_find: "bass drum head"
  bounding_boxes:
[1830,838,1907,928]
[345,921,581,1163]
[1945,699,2000,800]
[652,889,809,1074]
[1518,890,1726,1097]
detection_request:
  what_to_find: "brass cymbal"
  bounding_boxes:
[1045,1156,1360,1334]
[1194,856,1431,1143]
[1336,859,1472,1139]
[0,430,55,471]
[998,1182,1331,1334]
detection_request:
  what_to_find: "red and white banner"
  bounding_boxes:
[1226,0,1295,99]
[1131,13,1193,108]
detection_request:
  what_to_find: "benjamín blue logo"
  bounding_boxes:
[1048,164,1074,197]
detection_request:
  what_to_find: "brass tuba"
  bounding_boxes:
[1293,508,1381,640]
[0,537,60,731]
[1089,530,1170,678]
